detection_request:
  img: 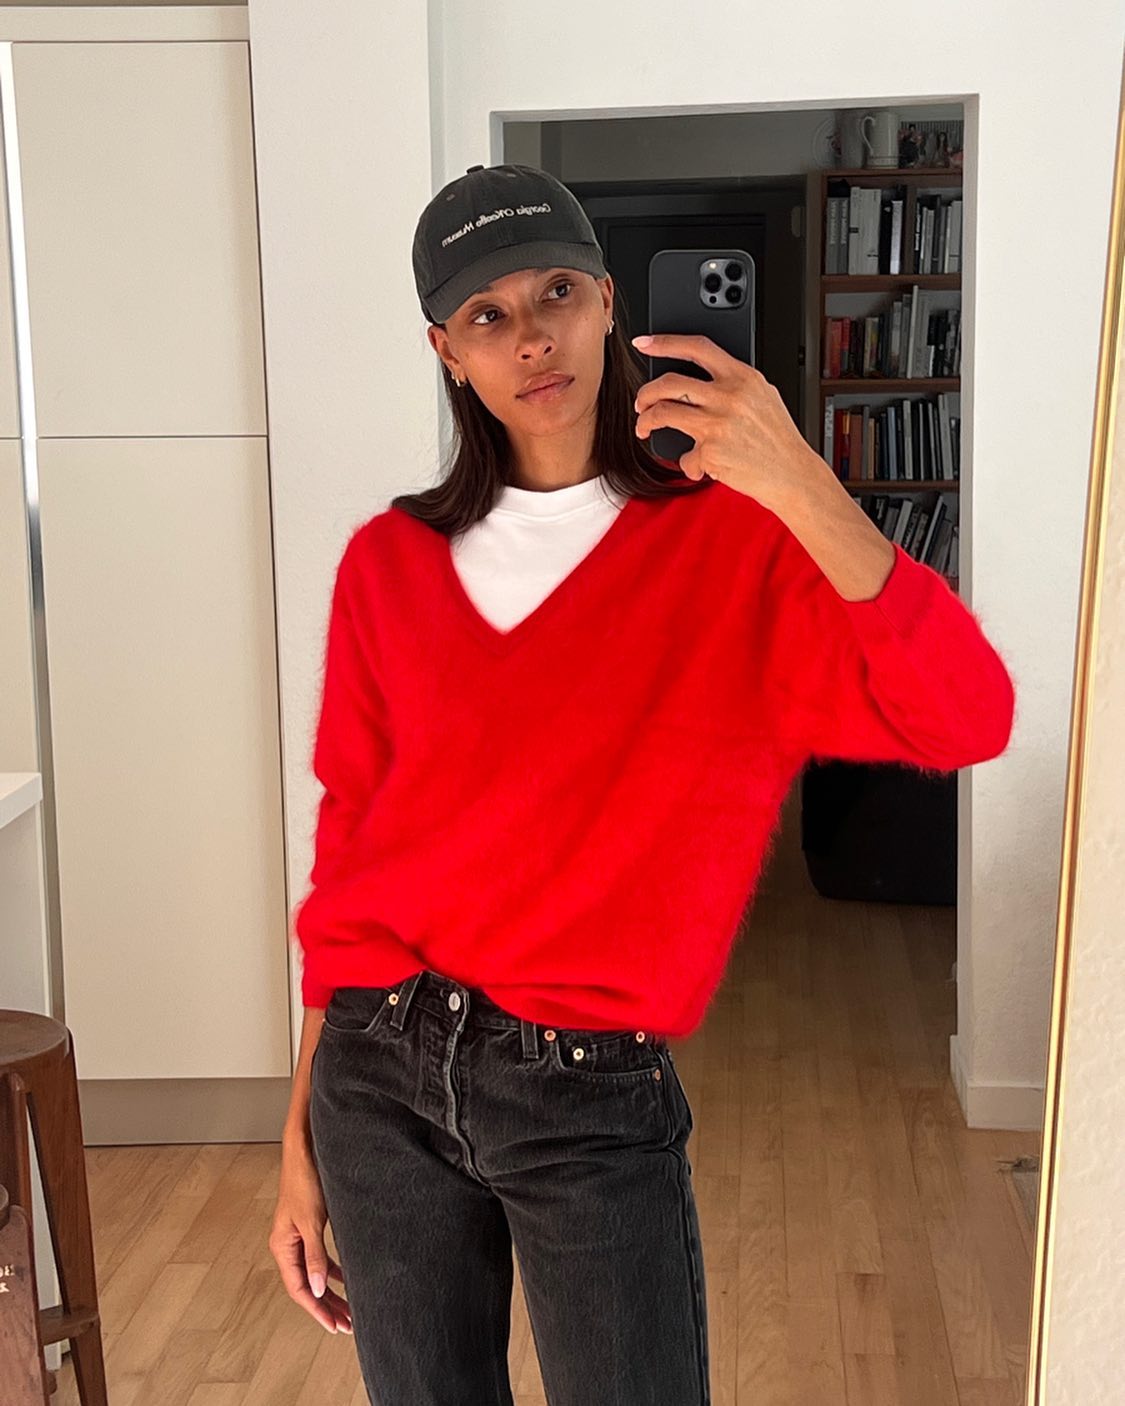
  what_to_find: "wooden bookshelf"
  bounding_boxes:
[803,166,963,582]
[822,376,957,394]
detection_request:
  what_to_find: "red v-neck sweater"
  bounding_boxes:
[292,481,1016,1037]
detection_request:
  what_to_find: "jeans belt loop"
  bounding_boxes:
[390,970,424,1029]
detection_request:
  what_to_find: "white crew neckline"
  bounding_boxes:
[493,475,625,518]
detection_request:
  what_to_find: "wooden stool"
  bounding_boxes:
[1,1171,51,1403]
[0,1012,108,1404]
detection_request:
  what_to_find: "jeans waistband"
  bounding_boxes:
[381,968,659,1062]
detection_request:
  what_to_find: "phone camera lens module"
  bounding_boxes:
[703,272,722,293]
[724,261,744,282]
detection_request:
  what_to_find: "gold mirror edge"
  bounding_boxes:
[1025,43,1125,1406]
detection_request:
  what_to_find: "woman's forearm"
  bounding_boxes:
[284,1004,327,1152]
[769,450,897,602]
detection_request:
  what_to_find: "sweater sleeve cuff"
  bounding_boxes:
[838,541,944,639]
[301,969,334,1009]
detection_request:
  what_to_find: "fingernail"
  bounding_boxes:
[341,1323,354,1335]
[310,1271,326,1298]
[632,335,653,347]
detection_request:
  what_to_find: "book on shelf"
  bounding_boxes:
[824,178,962,276]
[822,392,961,484]
[822,288,961,379]
[853,490,960,578]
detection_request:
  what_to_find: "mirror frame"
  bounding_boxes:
[1026,46,1125,1406]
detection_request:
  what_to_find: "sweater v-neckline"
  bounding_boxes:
[436,490,644,656]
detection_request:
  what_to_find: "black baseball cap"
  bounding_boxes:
[412,163,609,325]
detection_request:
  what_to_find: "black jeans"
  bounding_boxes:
[309,966,710,1405]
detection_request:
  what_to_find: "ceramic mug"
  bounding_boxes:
[862,109,899,168]
[839,110,868,168]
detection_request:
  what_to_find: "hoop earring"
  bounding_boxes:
[606,319,614,336]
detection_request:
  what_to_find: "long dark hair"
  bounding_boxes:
[390,278,714,537]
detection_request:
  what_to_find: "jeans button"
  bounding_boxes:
[448,991,461,1011]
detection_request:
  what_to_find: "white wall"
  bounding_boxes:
[246,0,437,1033]
[246,3,1125,1396]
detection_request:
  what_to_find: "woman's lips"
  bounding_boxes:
[518,377,574,404]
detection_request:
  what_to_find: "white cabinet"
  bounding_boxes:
[0,17,290,1144]
[36,436,289,1080]
[13,40,266,438]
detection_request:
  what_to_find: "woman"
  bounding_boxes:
[270,163,1016,1406]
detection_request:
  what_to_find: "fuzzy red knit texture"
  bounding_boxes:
[292,481,1016,1038]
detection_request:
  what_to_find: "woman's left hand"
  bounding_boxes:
[631,333,824,512]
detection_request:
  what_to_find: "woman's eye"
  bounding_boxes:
[470,281,573,326]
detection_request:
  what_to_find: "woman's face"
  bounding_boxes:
[428,266,614,431]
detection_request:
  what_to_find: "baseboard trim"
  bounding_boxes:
[949,1033,1045,1131]
[78,1078,293,1145]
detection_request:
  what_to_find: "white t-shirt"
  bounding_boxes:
[449,474,628,634]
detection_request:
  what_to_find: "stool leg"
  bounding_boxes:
[0,1072,53,1404]
[28,1038,108,1406]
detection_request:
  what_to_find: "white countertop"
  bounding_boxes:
[0,772,43,832]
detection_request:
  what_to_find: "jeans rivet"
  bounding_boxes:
[544,1029,557,1042]
[388,993,399,1005]
[573,1047,585,1061]
[654,1069,662,1080]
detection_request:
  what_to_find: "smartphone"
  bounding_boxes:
[645,249,756,465]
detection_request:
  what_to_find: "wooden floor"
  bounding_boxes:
[54,785,1041,1405]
